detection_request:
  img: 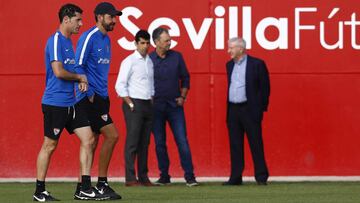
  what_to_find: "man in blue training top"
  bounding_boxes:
[74,2,122,200]
[34,4,109,202]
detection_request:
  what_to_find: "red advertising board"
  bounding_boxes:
[0,0,360,178]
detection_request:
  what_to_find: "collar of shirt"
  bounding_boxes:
[133,50,149,61]
[153,50,173,60]
[234,54,247,66]
[93,26,108,38]
[56,30,70,41]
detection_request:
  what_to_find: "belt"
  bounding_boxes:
[132,98,151,103]
[229,101,247,106]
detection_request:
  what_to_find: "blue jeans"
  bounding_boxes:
[152,104,195,181]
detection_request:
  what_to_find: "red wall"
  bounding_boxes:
[1,0,360,178]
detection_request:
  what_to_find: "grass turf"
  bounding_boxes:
[1,182,359,203]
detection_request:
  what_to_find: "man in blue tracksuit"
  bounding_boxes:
[34,4,109,201]
[74,2,122,200]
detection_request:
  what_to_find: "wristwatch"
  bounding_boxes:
[128,103,134,108]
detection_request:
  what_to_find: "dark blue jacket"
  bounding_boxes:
[226,55,270,122]
[150,50,190,109]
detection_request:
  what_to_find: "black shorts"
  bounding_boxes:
[42,104,90,140]
[77,94,113,134]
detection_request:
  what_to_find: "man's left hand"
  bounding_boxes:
[175,97,185,106]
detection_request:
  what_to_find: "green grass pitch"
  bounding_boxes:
[1,182,359,203]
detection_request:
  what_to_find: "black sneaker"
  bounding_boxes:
[33,191,59,202]
[95,183,122,200]
[154,176,171,186]
[74,187,110,201]
[186,179,199,187]
[73,183,81,199]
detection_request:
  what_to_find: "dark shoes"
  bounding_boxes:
[139,178,156,186]
[222,180,243,186]
[74,183,120,201]
[186,179,199,187]
[154,176,199,187]
[126,179,157,187]
[125,180,141,187]
[33,191,59,202]
[257,181,267,185]
[154,176,171,186]
[94,183,122,200]
[74,187,110,201]
[222,180,268,186]
[140,181,156,186]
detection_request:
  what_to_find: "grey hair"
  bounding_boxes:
[228,37,246,49]
[152,27,169,43]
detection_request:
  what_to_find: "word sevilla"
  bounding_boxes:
[118,6,360,50]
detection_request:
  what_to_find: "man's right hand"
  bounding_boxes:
[78,82,88,92]
[128,102,134,112]
[79,74,88,84]
[121,97,134,112]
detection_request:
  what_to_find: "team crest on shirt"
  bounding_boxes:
[101,114,108,122]
[53,128,60,136]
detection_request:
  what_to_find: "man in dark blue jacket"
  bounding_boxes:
[224,37,270,186]
[149,27,198,187]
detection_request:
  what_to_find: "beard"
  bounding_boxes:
[101,20,115,32]
[72,26,80,34]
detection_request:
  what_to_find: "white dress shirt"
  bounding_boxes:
[115,50,154,100]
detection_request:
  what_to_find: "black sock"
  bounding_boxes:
[81,176,91,191]
[97,177,108,187]
[35,180,45,194]
[76,182,81,192]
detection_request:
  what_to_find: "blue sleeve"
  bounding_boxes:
[74,33,95,97]
[74,33,92,74]
[48,34,63,63]
[178,53,190,89]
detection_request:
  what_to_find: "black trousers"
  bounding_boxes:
[123,99,153,182]
[227,102,269,183]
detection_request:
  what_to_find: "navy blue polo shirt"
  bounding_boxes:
[42,30,76,107]
[149,50,190,107]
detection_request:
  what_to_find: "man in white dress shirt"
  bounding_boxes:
[115,30,155,186]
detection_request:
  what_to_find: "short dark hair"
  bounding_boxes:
[135,30,150,43]
[58,4,83,23]
[152,27,169,43]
